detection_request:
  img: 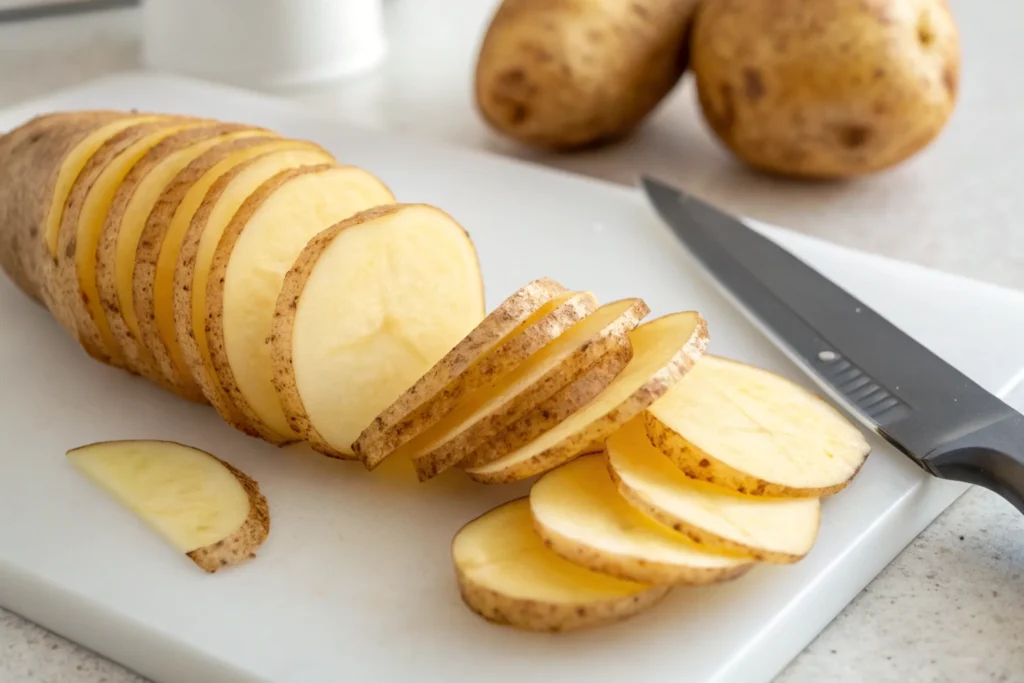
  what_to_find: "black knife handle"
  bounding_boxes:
[926,413,1024,514]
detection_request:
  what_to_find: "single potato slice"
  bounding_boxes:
[269,204,485,459]
[607,418,821,563]
[354,278,583,467]
[410,298,649,481]
[452,498,669,632]
[465,311,708,484]
[66,440,270,573]
[645,355,871,497]
[459,342,632,469]
[206,164,395,442]
[96,124,268,384]
[173,145,336,429]
[530,454,755,584]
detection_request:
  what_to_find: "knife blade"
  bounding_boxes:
[640,176,1024,513]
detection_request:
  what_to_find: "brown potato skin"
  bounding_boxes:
[475,0,699,150]
[691,0,960,178]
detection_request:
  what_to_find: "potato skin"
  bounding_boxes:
[691,0,960,178]
[475,0,700,150]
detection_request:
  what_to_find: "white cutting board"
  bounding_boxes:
[1,73,1022,683]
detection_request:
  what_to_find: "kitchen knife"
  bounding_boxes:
[641,176,1024,514]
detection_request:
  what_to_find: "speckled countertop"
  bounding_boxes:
[0,2,1021,682]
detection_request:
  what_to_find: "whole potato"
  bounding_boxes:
[475,0,700,151]
[691,0,960,178]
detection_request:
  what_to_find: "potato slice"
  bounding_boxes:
[53,118,208,366]
[173,145,336,429]
[66,440,269,573]
[530,454,755,584]
[269,204,485,459]
[133,138,311,402]
[354,278,579,467]
[459,342,632,469]
[206,165,395,442]
[465,311,708,484]
[95,125,269,384]
[607,418,820,563]
[410,299,649,481]
[452,498,669,632]
[646,355,871,497]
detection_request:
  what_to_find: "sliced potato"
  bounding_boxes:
[354,277,579,467]
[465,311,708,484]
[530,454,754,584]
[173,144,336,430]
[607,418,820,563]
[646,355,871,497]
[206,164,395,442]
[452,498,669,632]
[410,298,649,481]
[95,124,267,384]
[67,440,269,572]
[460,342,632,469]
[133,137,306,402]
[269,204,485,459]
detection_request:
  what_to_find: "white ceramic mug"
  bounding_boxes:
[141,0,387,89]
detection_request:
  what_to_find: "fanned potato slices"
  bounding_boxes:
[269,204,485,459]
[530,454,754,584]
[409,298,649,481]
[205,165,395,442]
[465,311,708,484]
[173,144,336,430]
[607,418,821,563]
[452,498,669,632]
[645,356,871,497]
[355,279,595,468]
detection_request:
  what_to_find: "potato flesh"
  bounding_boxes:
[186,148,334,403]
[77,122,204,358]
[154,140,309,384]
[467,312,703,477]
[115,130,266,350]
[66,440,250,553]
[647,356,870,490]
[45,115,165,256]
[293,206,483,456]
[530,454,750,578]
[607,418,820,559]
[223,168,395,439]
[453,499,652,604]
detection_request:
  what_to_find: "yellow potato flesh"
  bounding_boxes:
[293,206,483,455]
[223,168,395,439]
[188,147,334,403]
[607,419,820,558]
[154,140,312,381]
[45,115,165,256]
[67,440,250,553]
[453,499,651,604]
[76,122,205,357]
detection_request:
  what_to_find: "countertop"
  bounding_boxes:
[0,1,1021,682]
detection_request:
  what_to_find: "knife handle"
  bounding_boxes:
[927,414,1024,514]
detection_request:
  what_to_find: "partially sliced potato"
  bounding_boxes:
[530,454,755,584]
[459,342,632,469]
[269,204,485,459]
[465,311,708,484]
[646,355,871,497]
[66,440,270,572]
[206,164,395,442]
[410,298,649,481]
[452,498,669,632]
[607,418,821,563]
[173,144,336,429]
[354,278,579,467]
